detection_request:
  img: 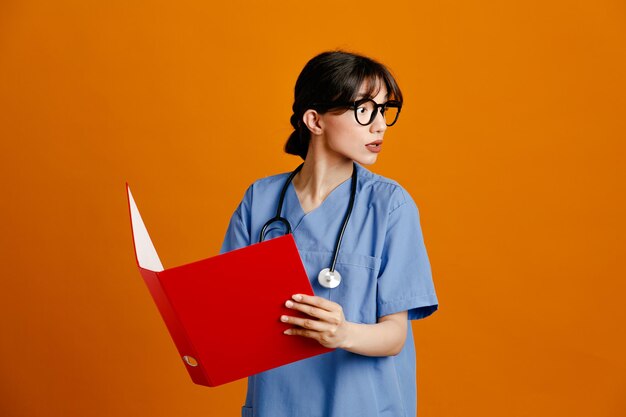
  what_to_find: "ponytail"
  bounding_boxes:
[284,113,309,160]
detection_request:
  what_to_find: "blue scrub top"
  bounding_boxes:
[220,163,438,417]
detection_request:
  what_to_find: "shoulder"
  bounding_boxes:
[253,171,291,188]
[239,171,291,203]
[355,163,415,214]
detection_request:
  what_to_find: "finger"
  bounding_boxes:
[284,327,321,341]
[285,300,337,323]
[281,315,331,332]
[291,294,337,311]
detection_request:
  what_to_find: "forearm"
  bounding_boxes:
[282,294,408,357]
[341,314,407,357]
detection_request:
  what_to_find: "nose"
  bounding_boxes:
[370,108,387,134]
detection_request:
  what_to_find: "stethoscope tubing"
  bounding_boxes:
[328,164,357,273]
[258,162,357,275]
[258,164,304,243]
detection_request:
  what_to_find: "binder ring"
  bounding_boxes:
[183,355,198,367]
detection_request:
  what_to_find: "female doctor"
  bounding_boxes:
[220,50,438,417]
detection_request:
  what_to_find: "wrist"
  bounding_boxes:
[339,321,357,350]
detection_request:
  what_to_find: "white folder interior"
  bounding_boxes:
[127,186,165,272]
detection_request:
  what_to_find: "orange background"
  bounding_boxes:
[1,1,625,416]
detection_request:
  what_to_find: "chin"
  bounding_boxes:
[354,154,379,166]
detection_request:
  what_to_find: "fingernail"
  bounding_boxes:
[281,315,288,322]
[284,329,292,335]
[293,294,303,301]
[285,300,293,308]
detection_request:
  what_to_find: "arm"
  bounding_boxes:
[282,294,408,357]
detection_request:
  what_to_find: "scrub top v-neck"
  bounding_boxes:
[283,172,352,234]
[220,163,438,417]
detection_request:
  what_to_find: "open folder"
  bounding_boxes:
[126,184,332,387]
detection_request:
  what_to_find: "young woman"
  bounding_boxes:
[220,50,438,417]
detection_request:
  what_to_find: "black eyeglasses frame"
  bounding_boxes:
[311,98,402,127]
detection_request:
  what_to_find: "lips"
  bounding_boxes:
[366,140,383,153]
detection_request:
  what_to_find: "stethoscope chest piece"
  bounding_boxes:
[318,268,342,289]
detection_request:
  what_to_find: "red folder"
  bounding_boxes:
[126,184,332,387]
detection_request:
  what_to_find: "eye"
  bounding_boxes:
[356,101,375,114]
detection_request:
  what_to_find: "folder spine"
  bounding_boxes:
[139,267,214,387]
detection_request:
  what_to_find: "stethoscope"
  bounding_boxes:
[259,162,357,289]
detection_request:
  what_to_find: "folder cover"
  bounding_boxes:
[126,184,332,387]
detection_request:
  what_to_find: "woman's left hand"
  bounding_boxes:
[281,294,352,349]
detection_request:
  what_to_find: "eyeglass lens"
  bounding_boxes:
[354,100,400,126]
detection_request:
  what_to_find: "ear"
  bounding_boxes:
[302,109,323,136]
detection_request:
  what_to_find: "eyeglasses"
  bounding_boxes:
[312,98,402,126]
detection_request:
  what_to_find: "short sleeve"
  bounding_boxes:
[376,190,438,320]
[219,185,252,254]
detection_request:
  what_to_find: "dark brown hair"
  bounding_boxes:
[285,50,403,160]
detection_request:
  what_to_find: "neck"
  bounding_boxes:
[292,156,354,213]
